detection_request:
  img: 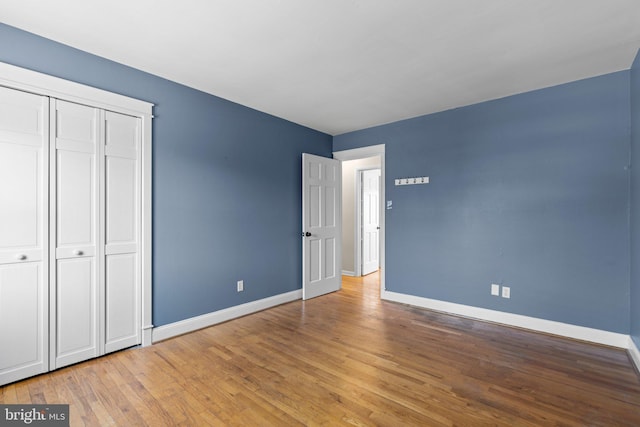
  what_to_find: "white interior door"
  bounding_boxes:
[0,87,49,385]
[104,111,141,353]
[361,169,380,275]
[51,100,101,369]
[302,153,341,300]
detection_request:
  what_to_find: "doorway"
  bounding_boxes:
[333,144,385,294]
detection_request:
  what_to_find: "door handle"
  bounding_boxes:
[73,250,84,256]
[16,254,27,261]
[302,232,312,237]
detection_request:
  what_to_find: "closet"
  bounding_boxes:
[0,63,152,386]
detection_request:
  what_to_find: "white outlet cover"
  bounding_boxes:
[395,179,400,185]
[424,176,430,183]
[415,177,423,184]
[502,286,510,298]
[491,284,500,296]
[400,178,408,185]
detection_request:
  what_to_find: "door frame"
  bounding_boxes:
[0,61,154,347]
[333,144,385,294]
[356,167,381,277]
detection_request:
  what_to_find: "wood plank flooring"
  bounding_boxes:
[2,272,639,426]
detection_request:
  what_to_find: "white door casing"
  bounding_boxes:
[0,87,49,385]
[302,153,341,300]
[361,169,380,275]
[50,99,101,369]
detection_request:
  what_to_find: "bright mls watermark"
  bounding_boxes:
[0,405,68,427]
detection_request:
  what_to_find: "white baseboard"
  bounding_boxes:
[629,337,640,372]
[152,290,302,342]
[342,270,355,277]
[381,290,629,349]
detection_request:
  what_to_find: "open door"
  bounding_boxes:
[302,153,341,300]
[361,168,380,275]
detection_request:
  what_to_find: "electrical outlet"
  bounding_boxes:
[237,280,244,292]
[501,286,510,299]
[491,284,500,296]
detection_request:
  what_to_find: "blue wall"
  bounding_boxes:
[631,51,640,347]
[0,23,332,326]
[335,72,631,333]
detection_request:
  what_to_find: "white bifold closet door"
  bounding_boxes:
[103,111,141,354]
[0,87,49,385]
[51,100,141,369]
[0,66,149,387]
[51,100,100,369]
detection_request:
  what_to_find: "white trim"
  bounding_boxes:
[1,61,154,349]
[629,337,640,372]
[334,144,385,161]
[342,270,356,277]
[140,105,153,346]
[152,290,302,342]
[333,144,385,295]
[382,290,630,348]
[354,169,361,277]
[0,62,152,116]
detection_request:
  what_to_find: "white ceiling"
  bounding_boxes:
[1,0,640,135]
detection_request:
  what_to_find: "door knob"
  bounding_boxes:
[73,250,84,256]
[16,254,27,261]
[303,232,311,237]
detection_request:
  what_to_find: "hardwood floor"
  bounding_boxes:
[2,272,639,426]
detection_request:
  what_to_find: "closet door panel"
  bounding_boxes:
[55,258,97,366]
[0,145,39,252]
[105,254,137,352]
[0,264,46,385]
[0,87,48,386]
[52,100,100,369]
[56,150,94,247]
[104,111,140,352]
[0,265,40,366]
[106,157,136,244]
